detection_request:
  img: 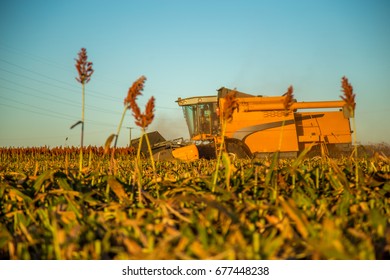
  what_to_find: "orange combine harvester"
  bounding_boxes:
[133,87,353,160]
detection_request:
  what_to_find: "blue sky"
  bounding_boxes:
[0,0,389,147]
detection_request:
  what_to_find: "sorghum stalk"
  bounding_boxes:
[75,48,94,172]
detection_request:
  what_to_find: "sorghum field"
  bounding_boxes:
[0,146,389,260]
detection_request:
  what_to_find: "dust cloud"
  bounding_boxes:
[149,113,189,141]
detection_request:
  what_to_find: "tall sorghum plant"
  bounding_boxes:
[340,76,357,185]
[75,48,93,172]
[278,86,294,151]
[124,76,156,203]
[212,89,239,191]
[270,86,294,200]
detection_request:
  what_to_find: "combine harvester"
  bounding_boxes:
[132,87,352,160]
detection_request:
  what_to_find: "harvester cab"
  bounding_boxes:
[176,96,219,140]
[172,95,223,160]
[175,89,255,159]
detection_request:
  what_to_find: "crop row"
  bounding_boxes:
[0,149,389,259]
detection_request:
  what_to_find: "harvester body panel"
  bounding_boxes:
[176,87,352,158]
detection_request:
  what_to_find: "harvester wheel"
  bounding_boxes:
[225,138,252,159]
[196,142,217,159]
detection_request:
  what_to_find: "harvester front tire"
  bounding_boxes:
[225,138,252,159]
